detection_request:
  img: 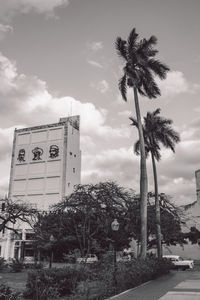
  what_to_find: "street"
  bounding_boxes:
[109,270,200,300]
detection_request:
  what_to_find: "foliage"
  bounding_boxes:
[0,257,7,271]
[184,227,200,245]
[10,259,24,273]
[34,182,135,259]
[0,284,21,300]
[24,257,171,299]
[127,192,186,248]
[32,182,185,260]
[0,198,37,234]
[23,266,90,299]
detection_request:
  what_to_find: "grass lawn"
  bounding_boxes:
[0,269,28,293]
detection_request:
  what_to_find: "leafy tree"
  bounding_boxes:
[128,192,186,249]
[184,227,200,245]
[115,28,169,258]
[130,109,180,258]
[0,198,37,234]
[53,182,135,258]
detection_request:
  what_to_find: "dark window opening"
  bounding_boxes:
[68,183,70,187]
[73,168,75,173]
[2,203,5,212]
[70,152,72,155]
[26,233,35,240]
[74,154,76,157]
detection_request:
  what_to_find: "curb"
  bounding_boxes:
[107,280,152,299]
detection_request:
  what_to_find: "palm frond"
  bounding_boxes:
[143,77,161,99]
[129,117,138,128]
[115,37,127,60]
[119,74,127,101]
[147,59,170,79]
[127,28,138,56]
[134,140,140,155]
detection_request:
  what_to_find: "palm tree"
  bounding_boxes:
[115,28,169,258]
[130,108,180,258]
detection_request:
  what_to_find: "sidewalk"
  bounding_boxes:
[108,271,200,300]
[159,273,200,299]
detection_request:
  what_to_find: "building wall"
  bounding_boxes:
[1,116,81,260]
[195,169,200,203]
[8,116,81,210]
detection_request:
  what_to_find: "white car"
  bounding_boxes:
[76,254,98,264]
[163,255,194,270]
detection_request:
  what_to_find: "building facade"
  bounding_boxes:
[0,116,81,260]
[195,169,200,203]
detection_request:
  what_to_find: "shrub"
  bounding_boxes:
[23,266,89,299]
[0,284,21,300]
[10,259,24,273]
[0,257,7,271]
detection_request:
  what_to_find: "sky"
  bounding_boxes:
[0,0,199,205]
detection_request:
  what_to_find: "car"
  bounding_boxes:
[163,255,194,270]
[76,254,98,264]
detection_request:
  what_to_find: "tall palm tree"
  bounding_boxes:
[130,108,180,258]
[115,28,169,258]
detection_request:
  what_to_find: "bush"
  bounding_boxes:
[24,257,171,299]
[0,257,7,271]
[0,284,21,300]
[10,259,24,273]
[23,265,89,299]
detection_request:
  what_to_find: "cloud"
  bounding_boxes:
[157,71,200,99]
[87,60,103,69]
[90,80,109,94]
[0,24,13,40]
[88,41,103,51]
[82,147,140,188]
[157,71,189,98]
[0,0,69,21]
[118,110,131,117]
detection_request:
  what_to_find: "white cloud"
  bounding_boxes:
[118,110,131,117]
[157,71,189,98]
[87,60,103,69]
[90,80,109,94]
[0,24,13,40]
[88,41,103,51]
[0,0,69,21]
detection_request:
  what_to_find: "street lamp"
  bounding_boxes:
[111,218,119,287]
[49,234,55,268]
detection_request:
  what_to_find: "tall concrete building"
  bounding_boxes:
[195,169,200,202]
[0,116,81,260]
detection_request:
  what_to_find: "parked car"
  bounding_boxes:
[163,255,194,270]
[76,254,98,264]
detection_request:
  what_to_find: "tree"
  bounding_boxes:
[131,109,180,258]
[53,182,134,258]
[115,28,169,258]
[0,198,37,234]
[128,192,186,249]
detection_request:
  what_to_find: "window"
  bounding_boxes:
[70,152,72,155]
[73,168,75,173]
[1,202,5,212]
[68,183,70,187]
[74,154,76,157]
[26,233,35,240]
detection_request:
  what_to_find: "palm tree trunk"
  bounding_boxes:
[150,151,162,258]
[133,87,148,259]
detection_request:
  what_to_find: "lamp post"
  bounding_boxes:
[111,218,119,287]
[49,234,55,269]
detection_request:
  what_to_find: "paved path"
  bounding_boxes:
[108,270,200,300]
